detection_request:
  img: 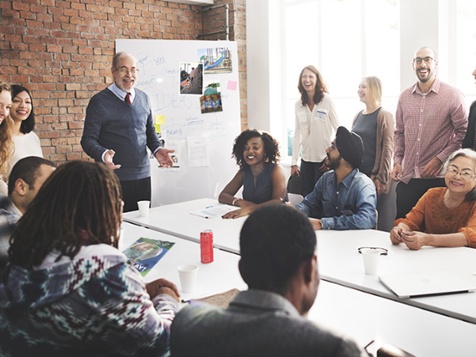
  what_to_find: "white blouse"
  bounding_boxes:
[10,131,44,170]
[291,93,340,165]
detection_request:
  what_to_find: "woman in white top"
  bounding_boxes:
[291,65,339,196]
[9,85,43,171]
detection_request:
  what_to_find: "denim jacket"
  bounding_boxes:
[297,169,377,230]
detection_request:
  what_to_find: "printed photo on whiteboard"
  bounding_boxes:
[200,81,222,114]
[180,62,203,95]
[198,47,232,74]
[123,237,175,277]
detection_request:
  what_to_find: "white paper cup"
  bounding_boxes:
[359,247,387,275]
[177,264,199,293]
[137,200,150,217]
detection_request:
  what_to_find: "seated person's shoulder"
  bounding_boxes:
[171,302,366,357]
[288,318,366,356]
[173,302,219,326]
[353,171,375,186]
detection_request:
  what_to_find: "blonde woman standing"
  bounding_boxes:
[352,76,394,196]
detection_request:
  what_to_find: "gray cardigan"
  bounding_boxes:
[81,88,162,181]
[352,108,394,194]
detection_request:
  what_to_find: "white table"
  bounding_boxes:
[122,222,476,355]
[317,229,476,323]
[314,280,476,357]
[121,221,246,300]
[124,199,476,323]
[123,198,244,254]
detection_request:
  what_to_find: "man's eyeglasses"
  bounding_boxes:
[116,67,139,74]
[446,167,475,180]
[413,57,434,65]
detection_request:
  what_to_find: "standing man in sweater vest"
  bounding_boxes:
[81,52,174,212]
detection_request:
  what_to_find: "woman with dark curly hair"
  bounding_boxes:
[219,129,287,219]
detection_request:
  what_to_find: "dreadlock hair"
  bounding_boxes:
[9,161,123,268]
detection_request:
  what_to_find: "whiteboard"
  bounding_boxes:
[116,40,241,206]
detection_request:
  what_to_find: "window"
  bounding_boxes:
[282,0,400,156]
[455,0,476,103]
[275,0,476,160]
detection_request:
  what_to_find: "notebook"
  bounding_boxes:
[378,271,476,299]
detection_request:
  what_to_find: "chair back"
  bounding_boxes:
[288,193,304,205]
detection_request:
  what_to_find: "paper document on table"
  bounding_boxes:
[190,204,234,219]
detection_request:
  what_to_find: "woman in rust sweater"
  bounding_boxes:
[390,148,476,250]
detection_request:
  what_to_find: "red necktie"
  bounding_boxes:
[125,92,131,104]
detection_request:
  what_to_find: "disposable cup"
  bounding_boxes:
[358,247,387,275]
[137,200,150,217]
[177,264,199,293]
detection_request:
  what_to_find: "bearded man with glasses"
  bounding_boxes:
[392,46,468,220]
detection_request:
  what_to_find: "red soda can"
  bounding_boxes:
[200,229,214,264]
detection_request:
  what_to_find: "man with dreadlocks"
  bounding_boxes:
[0,161,180,356]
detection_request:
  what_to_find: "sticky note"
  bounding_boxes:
[155,115,165,125]
[227,80,237,91]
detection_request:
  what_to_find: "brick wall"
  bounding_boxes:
[198,0,247,130]
[0,0,247,164]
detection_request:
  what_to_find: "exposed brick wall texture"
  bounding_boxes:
[198,0,247,130]
[0,0,247,164]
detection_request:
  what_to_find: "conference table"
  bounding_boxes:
[123,198,476,356]
[120,221,246,300]
[317,229,476,324]
[122,220,476,356]
[124,198,476,324]
[123,198,243,253]
[313,280,476,357]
